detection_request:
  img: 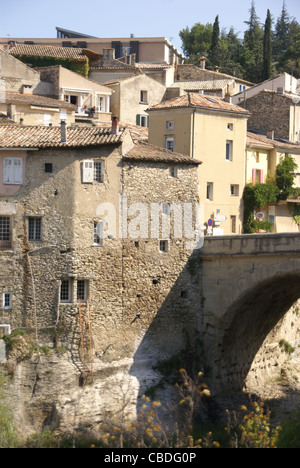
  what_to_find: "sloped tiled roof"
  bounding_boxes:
[169,79,234,91]
[0,113,16,125]
[247,131,300,151]
[148,93,250,114]
[0,124,126,148]
[8,43,98,60]
[4,92,76,109]
[124,141,202,165]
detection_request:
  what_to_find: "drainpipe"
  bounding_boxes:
[192,108,196,158]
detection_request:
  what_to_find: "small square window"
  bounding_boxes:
[60,280,72,303]
[3,292,12,310]
[159,240,169,252]
[230,185,239,196]
[0,217,11,249]
[94,161,104,183]
[45,163,53,173]
[28,217,42,241]
[206,183,213,201]
[94,221,103,245]
[227,123,233,131]
[169,166,178,178]
[165,137,175,152]
[140,90,148,103]
[226,140,233,161]
[77,280,88,302]
[166,120,175,130]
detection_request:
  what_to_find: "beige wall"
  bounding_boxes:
[107,75,166,125]
[148,108,248,234]
[0,102,75,126]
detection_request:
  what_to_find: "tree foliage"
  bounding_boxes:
[179,1,300,82]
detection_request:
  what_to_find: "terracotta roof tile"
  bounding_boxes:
[0,125,125,148]
[124,141,202,165]
[9,43,97,60]
[148,93,250,114]
[4,92,76,109]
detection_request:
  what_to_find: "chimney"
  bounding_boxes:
[200,56,206,70]
[214,66,219,73]
[267,130,274,140]
[61,120,67,144]
[111,116,120,135]
[224,84,232,103]
[103,48,115,62]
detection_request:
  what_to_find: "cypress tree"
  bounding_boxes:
[262,9,273,80]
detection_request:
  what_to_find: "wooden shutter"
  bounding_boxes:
[4,158,22,184]
[82,160,94,183]
[13,158,23,184]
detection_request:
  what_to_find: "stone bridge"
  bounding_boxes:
[199,233,300,393]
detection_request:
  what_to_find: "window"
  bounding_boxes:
[206,183,213,201]
[3,292,12,310]
[169,166,178,178]
[44,114,52,126]
[231,215,237,233]
[94,161,104,183]
[159,240,169,252]
[45,163,53,173]
[165,136,175,152]
[82,160,94,183]
[227,123,233,131]
[230,185,239,196]
[3,158,23,185]
[60,280,72,303]
[162,203,170,216]
[166,120,175,130]
[226,140,233,161]
[28,217,42,241]
[77,280,88,302]
[0,217,11,249]
[140,90,148,103]
[94,221,104,245]
[136,114,149,127]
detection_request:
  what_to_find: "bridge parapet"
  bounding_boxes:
[199,233,300,257]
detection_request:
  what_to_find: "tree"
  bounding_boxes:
[241,1,264,82]
[274,1,291,59]
[262,9,273,80]
[179,23,213,67]
[209,15,220,63]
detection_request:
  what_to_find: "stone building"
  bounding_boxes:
[0,120,203,431]
[239,89,300,143]
[102,74,166,126]
[147,93,250,235]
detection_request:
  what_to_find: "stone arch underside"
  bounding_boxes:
[216,272,300,392]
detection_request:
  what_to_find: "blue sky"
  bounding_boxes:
[1,0,299,53]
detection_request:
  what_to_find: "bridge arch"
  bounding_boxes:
[200,233,300,394]
[217,273,300,391]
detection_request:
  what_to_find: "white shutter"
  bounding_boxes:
[3,158,13,184]
[3,158,22,184]
[82,160,94,183]
[13,158,23,184]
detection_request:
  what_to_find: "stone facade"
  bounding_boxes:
[0,128,203,431]
[242,90,300,143]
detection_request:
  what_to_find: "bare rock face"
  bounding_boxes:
[2,352,142,435]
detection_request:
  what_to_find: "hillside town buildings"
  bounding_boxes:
[0,26,300,432]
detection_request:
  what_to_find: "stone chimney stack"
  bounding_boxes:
[61,120,67,144]
[111,116,120,135]
[200,57,206,70]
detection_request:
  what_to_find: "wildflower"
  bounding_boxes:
[152,401,161,408]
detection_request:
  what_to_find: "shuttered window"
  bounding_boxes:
[3,158,23,185]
